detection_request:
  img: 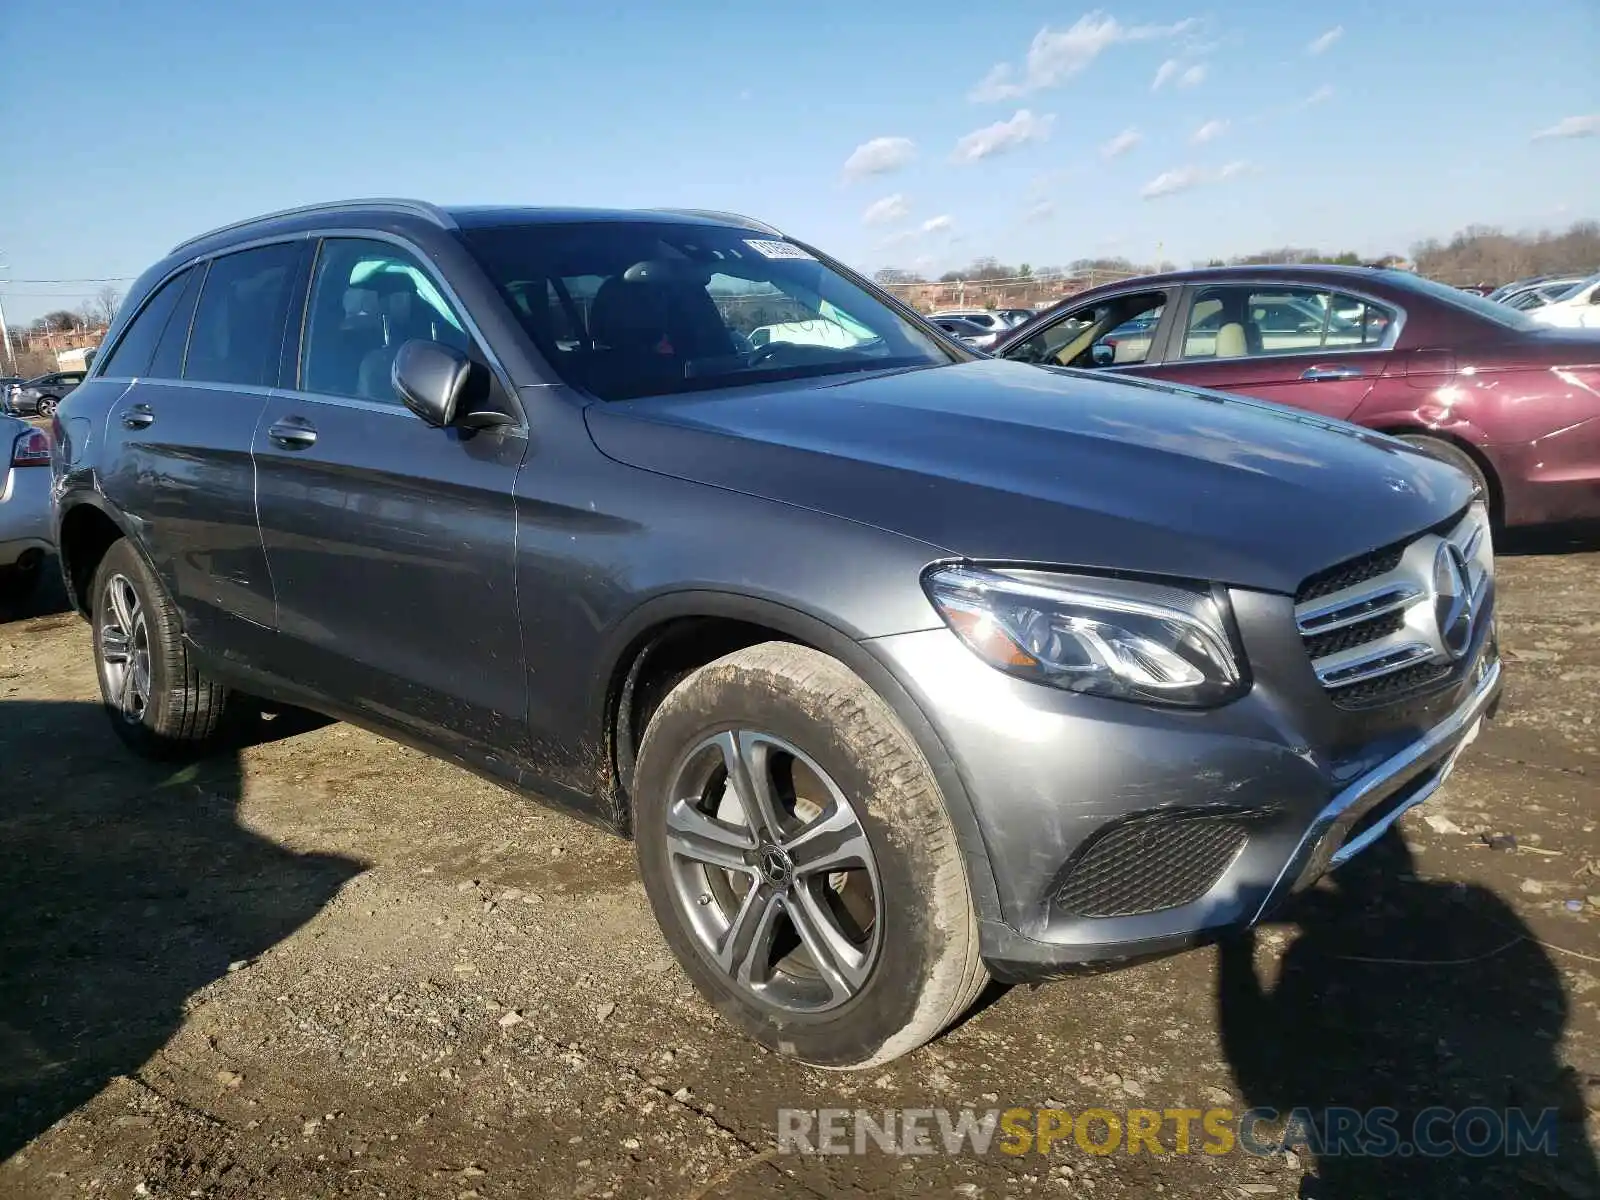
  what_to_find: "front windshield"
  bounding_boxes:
[1381,270,1542,331]
[461,220,956,401]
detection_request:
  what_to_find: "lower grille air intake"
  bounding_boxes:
[1053,812,1248,918]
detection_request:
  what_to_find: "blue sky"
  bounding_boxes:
[1,0,1596,323]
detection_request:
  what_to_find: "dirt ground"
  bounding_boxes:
[2,531,1599,1200]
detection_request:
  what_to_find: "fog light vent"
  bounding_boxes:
[1053,813,1248,918]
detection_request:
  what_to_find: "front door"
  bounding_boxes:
[250,236,529,761]
[1162,282,1396,420]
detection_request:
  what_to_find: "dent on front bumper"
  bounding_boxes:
[867,619,1503,983]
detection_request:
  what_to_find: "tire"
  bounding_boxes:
[36,396,57,417]
[1396,435,1491,508]
[633,641,987,1069]
[90,538,229,758]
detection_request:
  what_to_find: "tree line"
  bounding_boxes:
[875,220,1598,287]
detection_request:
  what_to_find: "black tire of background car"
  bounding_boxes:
[90,538,231,758]
[1395,435,1493,513]
[35,397,57,417]
[632,641,988,1069]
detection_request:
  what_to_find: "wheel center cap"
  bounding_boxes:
[757,844,794,889]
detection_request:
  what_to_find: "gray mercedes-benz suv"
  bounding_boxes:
[52,200,1500,1069]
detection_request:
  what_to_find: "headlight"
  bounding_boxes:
[923,565,1246,707]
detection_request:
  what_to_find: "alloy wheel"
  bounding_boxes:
[99,573,152,724]
[665,730,882,1013]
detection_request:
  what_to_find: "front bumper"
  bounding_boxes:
[867,609,1502,983]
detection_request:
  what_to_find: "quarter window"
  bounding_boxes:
[97,268,194,378]
[183,244,301,387]
[1182,285,1395,359]
[301,238,473,404]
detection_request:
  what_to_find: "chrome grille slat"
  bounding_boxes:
[1293,505,1494,708]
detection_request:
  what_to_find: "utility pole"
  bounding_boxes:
[0,255,14,373]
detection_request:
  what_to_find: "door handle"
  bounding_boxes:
[268,419,318,450]
[1301,365,1363,382]
[121,404,155,430]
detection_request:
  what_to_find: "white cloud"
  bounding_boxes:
[842,136,916,181]
[862,194,910,225]
[1100,126,1143,159]
[969,12,1198,101]
[1024,199,1057,222]
[1179,63,1207,87]
[1151,58,1181,90]
[1191,119,1229,144]
[1308,26,1344,55]
[1140,161,1250,199]
[1532,114,1600,141]
[1298,84,1335,108]
[921,214,955,234]
[952,109,1055,162]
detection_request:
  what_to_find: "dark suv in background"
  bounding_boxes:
[53,200,1500,1068]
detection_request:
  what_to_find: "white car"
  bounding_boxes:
[0,413,53,605]
[1528,273,1600,329]
[928,309,1012,335]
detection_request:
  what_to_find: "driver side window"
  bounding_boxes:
[301,238,473,405]
[1003,291,1168,369]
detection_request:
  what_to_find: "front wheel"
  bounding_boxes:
[90,538,230,757]
[35,396,57,418]
[633,642,987,1069]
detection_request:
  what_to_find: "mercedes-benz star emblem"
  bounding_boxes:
[758,845,793,888]
[1432,542,1475,660]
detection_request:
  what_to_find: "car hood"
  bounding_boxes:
[583,359,1473,594]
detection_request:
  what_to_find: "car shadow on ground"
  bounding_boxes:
[0,556,72,624]
[1500,521,1600,557]
[0,699,364,1160]
[1216,831,1598,1198]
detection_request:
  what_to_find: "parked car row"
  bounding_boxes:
[46,199,1505,1071]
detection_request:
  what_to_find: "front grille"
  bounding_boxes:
[1293,506,1492,710]
[1053,813,1248,918]
[1296,544,1406,605]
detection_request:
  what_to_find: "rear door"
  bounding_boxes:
[251,235,528,760]
[1161,282,1396,419]
[100,242,303,658]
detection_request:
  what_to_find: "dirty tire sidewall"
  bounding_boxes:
[633,641,986,1070]
[90,538,228,759]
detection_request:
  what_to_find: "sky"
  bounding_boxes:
[1,0,1596,324]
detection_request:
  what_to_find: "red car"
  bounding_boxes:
[993,265,1600,527]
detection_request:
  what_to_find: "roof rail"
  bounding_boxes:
[169,198,455,254]
[646,208,785,237]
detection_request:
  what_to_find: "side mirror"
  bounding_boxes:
[1091,342,1115,367]
[393,340,468,426]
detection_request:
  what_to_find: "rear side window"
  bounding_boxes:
[98,268,193,377]
[183,243,301,387]
[148,266,206,379]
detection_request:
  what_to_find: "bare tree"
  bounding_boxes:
[91,285,122,327]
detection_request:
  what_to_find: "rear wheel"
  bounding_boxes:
[633,642,987,1069]
[35,396,57,417]
[91,538,230,757]
[1396,434,1491,509]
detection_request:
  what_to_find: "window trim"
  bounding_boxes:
[288,228,519,424]
[1168,279,1407,364]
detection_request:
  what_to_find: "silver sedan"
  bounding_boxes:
[0,414,53,604]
